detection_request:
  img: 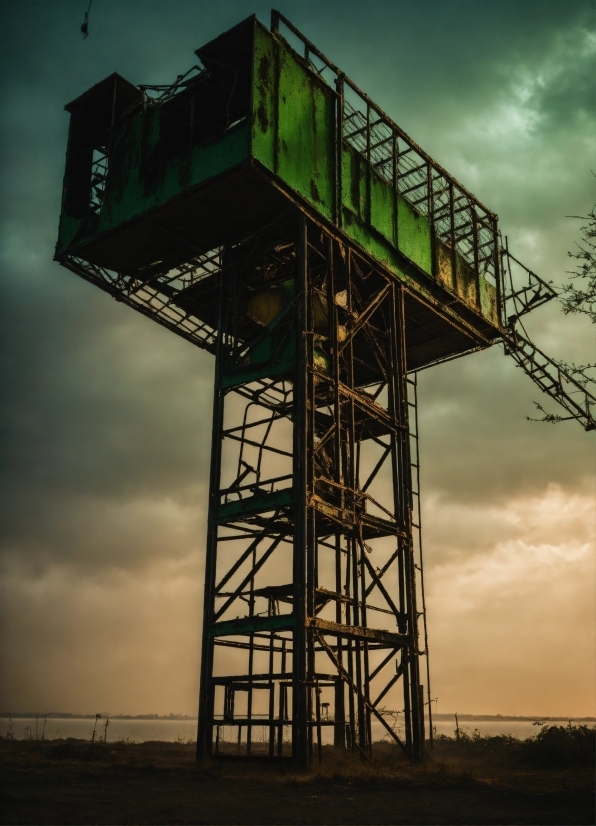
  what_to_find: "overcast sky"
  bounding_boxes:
[1,0,594,719]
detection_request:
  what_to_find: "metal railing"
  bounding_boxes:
[271,10,502,305]
[62,248,222,355]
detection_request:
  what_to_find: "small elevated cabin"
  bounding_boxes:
[55,14,504,370]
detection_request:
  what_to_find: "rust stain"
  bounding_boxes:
[257,102,269,133]
[258,54,270,83]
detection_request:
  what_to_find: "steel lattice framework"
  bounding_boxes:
[196,216,429,762]
[54,9,595,770]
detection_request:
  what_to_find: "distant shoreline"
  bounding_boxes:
[433,714,595,722]
[1,712,594,722]
[0,713,196,721]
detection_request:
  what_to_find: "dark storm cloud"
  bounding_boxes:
[0,265,212,574]
[417,342,595,506]
[0,0,593,714]
[1,0,592,546]
[1,273,213,498]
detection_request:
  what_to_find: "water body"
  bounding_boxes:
[2,717,593,744]
[1,717,198,744]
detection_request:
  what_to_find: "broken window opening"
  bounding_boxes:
[89,146,109,214]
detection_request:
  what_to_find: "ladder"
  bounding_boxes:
[407,373,434,747]
[504,326,596,431]
[502,242,595,431]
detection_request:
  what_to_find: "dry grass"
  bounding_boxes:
[1,736,594,825]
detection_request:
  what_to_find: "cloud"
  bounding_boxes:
[0,0,594,716]
[0,555,203,715]
[0,487,207,577]
[426,486,595,715]
[417,342,595,505]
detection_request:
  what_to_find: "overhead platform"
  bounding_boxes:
[55,15,504,373]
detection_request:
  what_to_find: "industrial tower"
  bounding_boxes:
[55,12,595,766]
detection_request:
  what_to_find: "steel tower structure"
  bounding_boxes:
[54,12,595,766]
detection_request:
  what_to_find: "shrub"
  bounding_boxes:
[521,724,596,767]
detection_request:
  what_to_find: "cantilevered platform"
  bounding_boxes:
[55,14,504,374]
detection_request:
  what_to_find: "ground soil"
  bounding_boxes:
[0,739,593,825]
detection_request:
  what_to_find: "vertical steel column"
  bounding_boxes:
[328,235,346,750]
[409,373,433,750]
[389,282,424,759]
[292,214,311,768]
[197,217,427,765]
[197,246,230,760]
[334,75,344,228]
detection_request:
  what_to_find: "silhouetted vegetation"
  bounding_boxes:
[561,205,596,324]
[520,723,596,767]
[431,722,595,770]
[1,727,594,824]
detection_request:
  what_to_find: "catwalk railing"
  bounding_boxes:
[501,244,596,431]
[272,9,501,305]
[61,248,222,354]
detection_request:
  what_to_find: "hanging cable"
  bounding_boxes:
[81,0,93,39]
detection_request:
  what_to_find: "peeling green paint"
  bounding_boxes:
[217,487,294,522]
[100,120,251,233]
[370,172,396,248]
[479,275,498,325]
[252,25,276,172]
[455,253,478,308]
[275,44,334,219]
[209,614,296,637]
[397,196,432,276]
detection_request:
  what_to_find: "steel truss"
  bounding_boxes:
[504,328,596,430]
[197,214,427,765]
[501,242,596,431]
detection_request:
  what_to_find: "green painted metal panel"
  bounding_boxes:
[252,23,276,172]
[342,208,401,276]
[479,275,498,325]
[435,237,454,292]
[217,487,294,522]
[341,147,365,220]
[57,117,251,258]
[100,120,251,233]
[397,196,432,276]
[98,114,144,231]
[55,214,85,257]
[276,43,334,220]
[455,254,478,307]
[370,171,396,248]
[220,332,295,388]
[209,614,296,637]
[340,142,431,276]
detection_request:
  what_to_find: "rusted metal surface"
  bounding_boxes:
[55,13,506,361]
[268,12,501,321]
[503,327,596,430]
[308,618,409,646]
[195,214,427,765]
